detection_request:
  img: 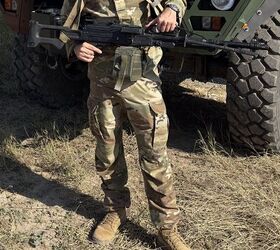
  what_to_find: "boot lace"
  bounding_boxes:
[100,212,121,229]
[169,230,185,248]
[162,229,187,249]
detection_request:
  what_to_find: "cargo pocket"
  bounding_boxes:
[88,49,116,89]
[89,103,104,141]
[149,101,169,149]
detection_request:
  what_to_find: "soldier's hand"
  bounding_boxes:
[74,42,102,63]
[145,7,177,32]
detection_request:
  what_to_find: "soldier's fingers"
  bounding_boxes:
[170,23,177,32]
[82,52,94,60]
[83,42,102,54]
[77,55,89,62]
[78,51,92,58]
[82,57,94,63]
[145,18,157,28]
[82,42,95,50]
[80,47,95,56]
[79,54,94,63]
[165,23,172,32]
[159,21,167,32]
[92,46,102,54]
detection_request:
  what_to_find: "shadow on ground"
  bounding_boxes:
[0,85,156,247]
[0,82,228,153]
[164,85,228,152]
[0,154,156,248]
[0,89,88,144]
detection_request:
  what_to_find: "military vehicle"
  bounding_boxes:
[1,0,280,152]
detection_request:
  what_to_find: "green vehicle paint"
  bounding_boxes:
[179,0,265,55]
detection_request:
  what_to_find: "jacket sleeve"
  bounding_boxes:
[164,0,187,22]
[60,0,84,58]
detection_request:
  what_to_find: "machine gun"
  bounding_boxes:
[27,19,268,56]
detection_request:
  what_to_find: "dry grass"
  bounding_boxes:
[1,106,280,250]
[176,140,280,249]
[0,15,280,250]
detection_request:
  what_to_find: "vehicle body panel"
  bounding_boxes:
[237,0,280,41]
[180,0,266,55]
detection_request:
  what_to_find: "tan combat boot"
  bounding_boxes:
[157,227,192,250]
[92,209,127,244]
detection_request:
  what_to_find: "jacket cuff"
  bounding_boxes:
[65,40,78,60]
[165,1,187,22]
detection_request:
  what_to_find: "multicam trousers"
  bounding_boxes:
[87,46,180,229]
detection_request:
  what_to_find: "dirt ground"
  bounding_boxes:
[0,15,280,250]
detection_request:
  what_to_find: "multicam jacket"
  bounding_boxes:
[60,0,187,80]
[61,0,187,35]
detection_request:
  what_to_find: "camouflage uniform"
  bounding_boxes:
[61,0,187,229]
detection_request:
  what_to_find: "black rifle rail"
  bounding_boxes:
[28,20,269,56]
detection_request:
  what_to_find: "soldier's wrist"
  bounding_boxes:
[165,4,180,15]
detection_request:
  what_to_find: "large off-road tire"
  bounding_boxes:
[14,35,88,108]
[227,10,280,152]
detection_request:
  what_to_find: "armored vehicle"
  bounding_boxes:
[1,0,280,152]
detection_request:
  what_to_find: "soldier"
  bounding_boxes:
[61,0,190,249]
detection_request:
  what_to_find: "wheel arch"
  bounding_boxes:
[237,0,280,42]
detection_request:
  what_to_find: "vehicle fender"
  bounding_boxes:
[237,0,280,41]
